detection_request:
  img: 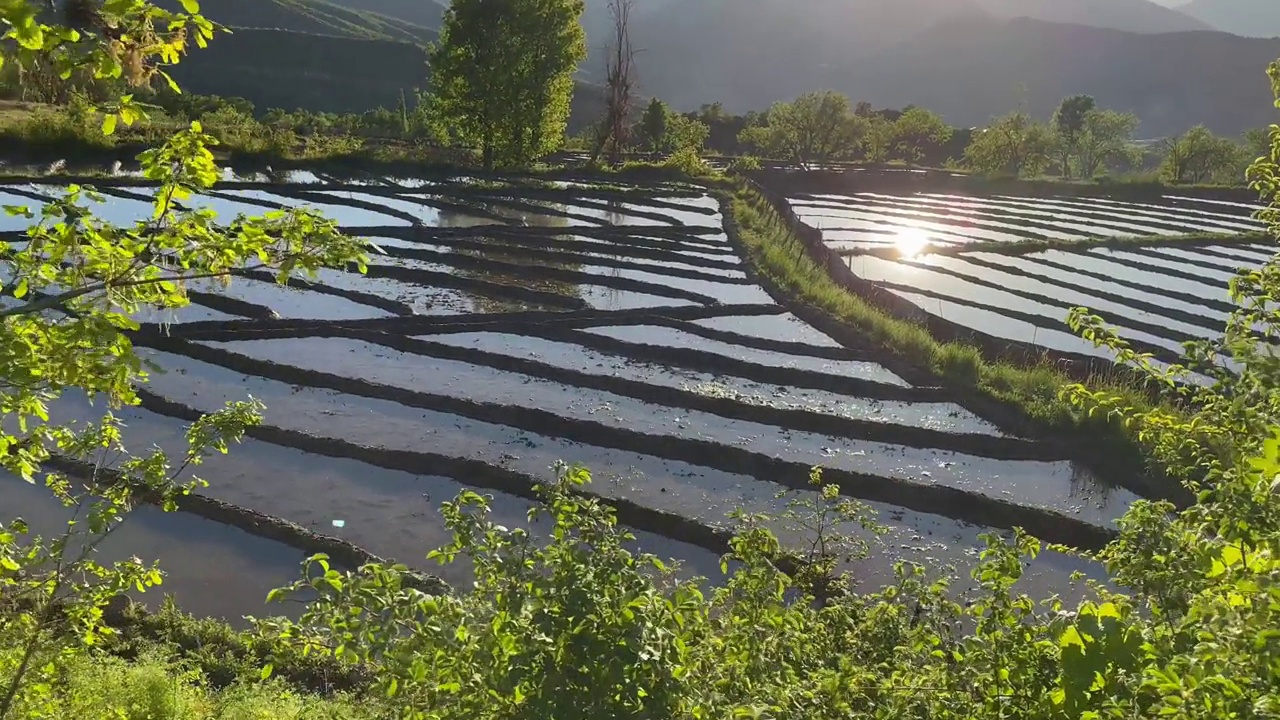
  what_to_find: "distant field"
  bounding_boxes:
[795,190,1269,367]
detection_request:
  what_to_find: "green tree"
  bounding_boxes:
[1160,125,1242,184]
[891,106,952,163]
[1052,95,1096,179]
[428,0,586,169]
[1074,109,1141,179]
[963,110,1054,176]
[737,90,868,166]
[862,114,896,163]
[664,111,709,154]
[637,97,668,155]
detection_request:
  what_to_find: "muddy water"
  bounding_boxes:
[691,313,844,346]
[181,339,1133,526]
[798,192,1264,255]
[422,331,1000,435]
[1042,251,1237,308]
[1,471,306,624]
[581,324,909,384]
[44,372,1104,610]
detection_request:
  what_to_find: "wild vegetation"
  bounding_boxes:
[1,0,1279,719]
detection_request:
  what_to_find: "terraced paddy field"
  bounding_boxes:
[793,190,1272,366]
[0,176,1120,621]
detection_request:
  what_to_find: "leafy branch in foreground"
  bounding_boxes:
[0,1,371,716]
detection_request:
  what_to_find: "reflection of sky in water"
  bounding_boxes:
[129,345,1108,600]
[1,470,304,624]
[0,180,1125,614]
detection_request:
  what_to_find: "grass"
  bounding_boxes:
[103,598,370,694]
[0,598,379,719]
[717,177,1173,493]
[0,648,377,719]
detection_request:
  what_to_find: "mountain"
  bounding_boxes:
[167,28,604,129]
[163,0,436,42]
[975,0,1210,33]
[316,0,449,29]
[626,0,982,112]
[620,0,1220,111]
[161,0,1273,139]
[1177,0,1280,37]
[844,16,1278,135]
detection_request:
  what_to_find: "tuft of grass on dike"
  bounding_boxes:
[715,177,1175,492]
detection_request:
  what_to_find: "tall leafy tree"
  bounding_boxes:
[737,91,867,166]
[428,0,586,169]
[664,111,710,154]
[637,97,668,155]
[1052,95,1096,179]
[1075,109,1141,179]
[964,111,1054,177]
[1161,125,1242,184]
[891,107,952,163]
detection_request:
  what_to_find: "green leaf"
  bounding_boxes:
[0,557,19,571]
[260,663,273,680]
[158,70,182,94]
[179,0,200,12]
[102,114,118,136]
[1059,625,1086,650]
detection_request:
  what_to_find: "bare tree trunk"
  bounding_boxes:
[590,0,635,166]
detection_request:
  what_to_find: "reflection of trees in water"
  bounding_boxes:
[437,203,584,314]
[605,200,627,228]
[1067,462,1117,510]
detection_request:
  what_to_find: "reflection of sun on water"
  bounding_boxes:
[894,229,931,259]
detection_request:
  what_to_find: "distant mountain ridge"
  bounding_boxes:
[974,0,1209,32]
[1177,0,1280,37]
[612,0,1271,135]
[177,0,1275,139]
[161,0,435,42]
[320,0,448,30]
[844,16,1278,135]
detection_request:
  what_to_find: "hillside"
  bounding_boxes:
[976,0,1209,32]
[1178,0,1280,37]
[321,0,448,29]
[622,0,1222,112]
[159,0,1269,137]
[158,0,435,42]
[167,28,605,129]
[626,0,981,112]
[844,16,1279,135]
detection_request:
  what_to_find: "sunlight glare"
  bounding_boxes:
[893,229,931,259]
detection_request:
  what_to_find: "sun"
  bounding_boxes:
[893,228,931,259]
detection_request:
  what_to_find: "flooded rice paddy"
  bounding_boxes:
[799,190,1273,364]
[0,177,1120,622]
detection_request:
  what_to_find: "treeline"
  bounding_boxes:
[630,90,1264,185]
